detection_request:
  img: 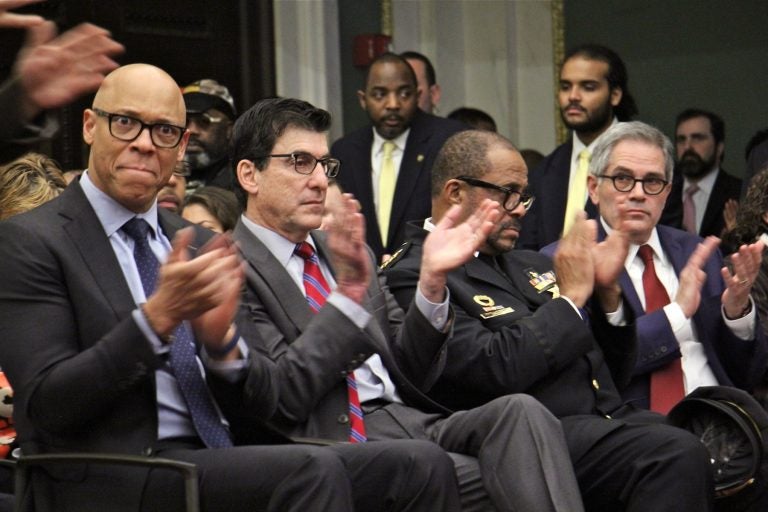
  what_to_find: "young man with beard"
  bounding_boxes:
[660,108,741,238]
[332,53,466,262]
[518,44,638,250]
[181,79,236,193]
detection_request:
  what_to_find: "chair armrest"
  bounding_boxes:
[14,453,198,512]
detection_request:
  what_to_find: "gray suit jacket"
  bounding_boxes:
[233,220,452,441]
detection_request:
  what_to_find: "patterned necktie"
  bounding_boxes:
[682,184,699,234]
[294,242,367,443]
[121,218,233,448]
[563,149,591,235]
[378,140,397,247]
[637,244,685,414]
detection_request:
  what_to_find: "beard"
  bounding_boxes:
[184,150,212,172]
[561,100,613,134]
[677,149,717,179]
[484,217,522,254]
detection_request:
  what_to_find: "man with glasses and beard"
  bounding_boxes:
[661,108,741,239]
[518,44,638,250]
[181,79,236,193]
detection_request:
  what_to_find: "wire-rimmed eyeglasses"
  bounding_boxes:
[256,152,340,178]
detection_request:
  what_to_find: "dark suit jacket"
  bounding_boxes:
[384,223,639,426]
[233,221,451,441]
[607,224,767,408]
[660,169,742,238]
[517,140,599,251]
[331,110,466,260]
[0,183,280,461]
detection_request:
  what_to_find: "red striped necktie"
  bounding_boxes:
[294,242,367,442]
[638,244,685,414]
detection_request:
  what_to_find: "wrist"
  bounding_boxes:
[141,303,177,341]
[724,300,752,320]
[207,326,241,359]
[417,268,447,303]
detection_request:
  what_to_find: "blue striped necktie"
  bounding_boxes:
[122,217,233,448]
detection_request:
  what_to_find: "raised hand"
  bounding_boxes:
[721,240,764,319]
[0,0,45,28]
[326,193,371,304]
[675,236,719,318]
[419,199,501,303]
[15,21,124,119]
[553,212,596,307]
[143,228,243,354]
[592,207,629,311]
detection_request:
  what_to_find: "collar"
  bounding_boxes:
[600,216,667,268]
[683,167,719,195]
[80,170,161,239]
[571,117,619,165]
[373,127,411,155]
[239,214,317,265]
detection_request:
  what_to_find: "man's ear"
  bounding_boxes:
[356,90,367,111]
[237,160,260,195]
[83,109,97,145]
[610,86,623,108]
[587,174,600,206]
[430,84,442,109]
[445,179,463,205]
[176,130,190,161]
[716,141,725,164]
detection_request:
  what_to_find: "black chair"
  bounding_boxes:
[11,453,199,512]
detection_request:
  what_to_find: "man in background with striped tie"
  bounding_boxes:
[233,97,586,512]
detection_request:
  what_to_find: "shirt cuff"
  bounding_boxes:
[328,291,372,330]
[604,301,626,326]
[132,308,170,356]
[666,302,694,341]
[415,286,450,331]
[722,296,756,340]
[202,339,250,383]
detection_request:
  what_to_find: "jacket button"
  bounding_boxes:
[592,379,600,390]
[142,446,153,456]
[660,346,668,353]
[337,414,349,424]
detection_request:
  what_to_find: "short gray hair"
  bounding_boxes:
[589,121,674,181]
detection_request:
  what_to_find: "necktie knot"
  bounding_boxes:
[578,149,591,166]
[684,184,699,198]
[294,241,316,262]
[121,217,152,242]
[382,140,396,158]
[638,244,655,265]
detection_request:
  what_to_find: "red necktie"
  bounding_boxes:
[294,242,367,442]
[637,244,685,414]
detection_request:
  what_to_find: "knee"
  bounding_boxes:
[490,393,557,421]
[300,446,348,479]
[389,440,456,482]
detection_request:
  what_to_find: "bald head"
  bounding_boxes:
[83,64,189,213]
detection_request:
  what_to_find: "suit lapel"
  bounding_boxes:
[59,184,137,317]
[699,171,725,236]
[233,221,315,331]
[389,115,429,245]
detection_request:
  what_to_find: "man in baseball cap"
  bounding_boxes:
[182,79,236,192]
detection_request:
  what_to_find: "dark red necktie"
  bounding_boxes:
[294,242,366,442]
[638,244,685,414]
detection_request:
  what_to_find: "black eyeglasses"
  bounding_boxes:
[597,174,669,195]
[93,108,186,148]
[256,152,341,178]
[455,176,534,212]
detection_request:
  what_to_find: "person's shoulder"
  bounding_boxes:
[331,125,373,150]
[381,239,420,272]
[505,247,554,268]
[413,110,466,136]
[717,168,742,190]
[530,140,572,176]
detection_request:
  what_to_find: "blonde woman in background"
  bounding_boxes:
[0,152,66,220]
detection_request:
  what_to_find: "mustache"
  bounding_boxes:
[679,149,703,162]
[563,103,585,112]
[499,218,522,231]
